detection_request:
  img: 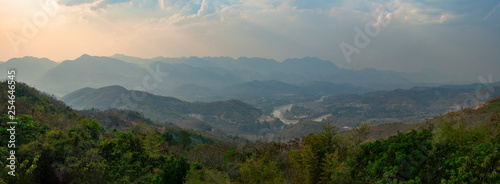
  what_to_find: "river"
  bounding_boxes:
[271,104,299,125]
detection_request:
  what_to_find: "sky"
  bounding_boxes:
[0,0,499,82]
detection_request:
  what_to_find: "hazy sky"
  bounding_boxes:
[1,0,499,81]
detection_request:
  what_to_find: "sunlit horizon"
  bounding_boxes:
[1,0,499,80]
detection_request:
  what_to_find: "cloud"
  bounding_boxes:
[91,0,132,10]
[389,0,459,24]
[59,0,99,6]
[57,0,459,27]
[197,0,242,14]
[60,0,159,11]
[483,2,500,21]
[1,0,499,82]
[332,0,459,25]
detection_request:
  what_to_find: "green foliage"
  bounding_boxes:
[320,152,351,184]
[66,148,107,184]
[432,120,500,183]
[186,168,231,184]
[0,82,83,132]
[0,147,41,184]
[188,144,230,170]
[0,114,48,146]
[99,131,159,183]
[288,145,317,184]
[434,120,489,146]
[239,153,284,184]
[340,122,372,156]
[353,129,433,183]
[84,119,103,140]
[478,97,500,114]
[440,143,500,183]
[162,131,176,146]
[301,123,339,183]
[179,130,192,149]
[155,156,190,184]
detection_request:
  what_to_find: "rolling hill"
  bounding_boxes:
[61,85,265,135]
[277,82,500,127]
[272,95,500,141]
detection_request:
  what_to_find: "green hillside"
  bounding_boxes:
[62,85,265,134]
[0,82,230,183]
[420,97,500,132]
[0,81,84,131]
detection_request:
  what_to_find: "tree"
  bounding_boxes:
[155,156,190,184]
[352,129,432,183]
[288,145,317,184]
[99,131,157,183]
[162,131,175,146]
[432,120,500,183]
[240,153,284,184]
[301,123,339,183]
[320,151,351,184]
[180,130,192,149]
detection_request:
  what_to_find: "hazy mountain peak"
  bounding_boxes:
[78,54,91,59]
[69,54,132,65]
[5,56,56,64]
[98,85,128,92]
[35,55,145,96]
[236,57,278,63]
[110,54,154,66]
[6,56,37,62]
[75,54,103,61]
[0,56,58,84]
[282,56,335,65]
[111,53,128,58]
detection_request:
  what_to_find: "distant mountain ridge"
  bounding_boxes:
[2,54,470,102]
[0,56,57,84]
[222,80,371,98]
[35,54,147,95]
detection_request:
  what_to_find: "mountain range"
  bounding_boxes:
[1,54,459,102]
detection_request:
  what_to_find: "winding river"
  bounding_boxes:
[271,104,299,125]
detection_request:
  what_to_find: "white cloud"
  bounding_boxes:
[388,0,459,24]
[2,0,499,82]
[483,2,500,21]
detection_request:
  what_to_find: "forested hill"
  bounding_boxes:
[420,96,500,130]
[0,81,83,131]
[0,81,230,183]
[368,96,500,141]
[61,85,264,134]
